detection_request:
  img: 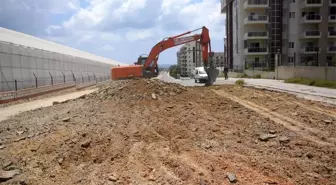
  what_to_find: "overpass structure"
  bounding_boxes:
[0,27,124,92]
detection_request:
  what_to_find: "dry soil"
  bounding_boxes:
[0,79,335,185]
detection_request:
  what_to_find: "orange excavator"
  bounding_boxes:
[111,26,219,85]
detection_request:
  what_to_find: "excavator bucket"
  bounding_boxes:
[205,67,219,86]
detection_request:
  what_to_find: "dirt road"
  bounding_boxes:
[0,79,335,185]
[0,88,98,122]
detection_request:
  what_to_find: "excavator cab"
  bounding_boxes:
[135,55,159,78]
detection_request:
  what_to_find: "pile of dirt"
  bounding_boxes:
[0,79,335,185]
[90,79,188,102]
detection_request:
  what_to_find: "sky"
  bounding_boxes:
[0,0,225,65]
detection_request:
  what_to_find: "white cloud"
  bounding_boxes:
[100,44,115,51]
[46,25,61,34]
[47,0,223,42]
[78,33,95,44]
[1,0,225,65]
[68,2,79,11]
[125,28,155,41]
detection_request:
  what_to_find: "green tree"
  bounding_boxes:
[169,65,181,78]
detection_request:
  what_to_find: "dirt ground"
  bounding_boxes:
[0,79,335,185]
[0,81,107,108]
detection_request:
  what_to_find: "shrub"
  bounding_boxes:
[235,79,245,86]
[236,73,249,78]
[253,74,261,79]
[285,78,336,89]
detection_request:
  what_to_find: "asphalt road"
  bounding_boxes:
[157,72,232,87]
[157,72,336,105]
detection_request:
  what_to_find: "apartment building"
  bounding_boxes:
[221,0,336,71]
[176,41,203,77]
[213,52,225,68]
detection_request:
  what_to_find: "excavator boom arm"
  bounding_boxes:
[143,27,212,70]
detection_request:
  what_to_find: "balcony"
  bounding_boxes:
[244,15,269,25]
[329,30,336,38]
[244,47,268,55]
[300,46,320,54]
[244,0,268,10]
[329,15,336,23]
[300,0,323,8]
[244,32,268,39]
[245,61,268,69]
[221,0,227,13]
[331,0,336,6]
[300,14,322,23]
[301,30,321,39]
[328,46,336,53]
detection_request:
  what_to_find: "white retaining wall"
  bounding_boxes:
[0,42,113,92]
[276,66,336,81]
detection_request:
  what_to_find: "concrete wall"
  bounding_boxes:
[0,41,112,92]
[277,66,336,81]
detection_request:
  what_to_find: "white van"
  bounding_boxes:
[194,67,208,83]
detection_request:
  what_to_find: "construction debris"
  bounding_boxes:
[80,140,91,148]
[62,117,71,122]
[227,173,237,183]
[0,170,20,182]
[259,134,277,142]
[279,136,290,144]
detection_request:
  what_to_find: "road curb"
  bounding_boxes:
[167,72,181,81]
[244,83,336,100]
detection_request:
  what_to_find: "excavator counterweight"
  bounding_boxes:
[111,26,219,85]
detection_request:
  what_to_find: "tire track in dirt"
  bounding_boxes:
[258,92,336,119]
[213,90,336,148]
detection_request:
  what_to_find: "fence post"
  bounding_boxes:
[81,74,84,84]
[49,72,53,85]
[33,73,37,88]
[14,79,17,91]
[71,71,76,83]
[88,73,90,82]
[94,74,97,84]
[62,72,65,83]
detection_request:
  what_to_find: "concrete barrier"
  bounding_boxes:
[276,66,336,81]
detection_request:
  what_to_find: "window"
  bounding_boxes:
[327,56,332,61]
[289,12,295,18]
[288,56,294,64]
[288,42,294,48]
[283,24,288,30]
[291,0,295,3]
